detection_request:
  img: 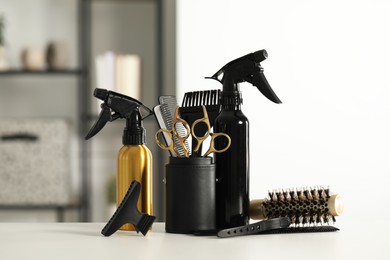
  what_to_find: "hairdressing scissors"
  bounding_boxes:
[155,106,191,157]
[192,106,231,157]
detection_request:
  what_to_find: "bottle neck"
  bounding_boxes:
[220,87,242,111]
[221,102,241,111]
[123,113,146,145]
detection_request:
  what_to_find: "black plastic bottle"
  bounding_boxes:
[215,89,249,229]
[209,50,282,229]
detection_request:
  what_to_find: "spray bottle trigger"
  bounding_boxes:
[138,105,154,120]
[85,103,112,140]
[251,69,282,104]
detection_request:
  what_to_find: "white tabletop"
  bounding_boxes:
[0,221,387,260]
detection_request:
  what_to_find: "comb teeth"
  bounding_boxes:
[136,214,157,236]
[158,95,190,156]
[159,95,178,111]
[101,181,156,237]
[263,186,336,227]
[159,104,188,156]
[259,226,339,234]
[182,90,221,107]
[101,181,139,236]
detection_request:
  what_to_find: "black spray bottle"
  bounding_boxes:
[85,88,153,231]
[207,50,282,229]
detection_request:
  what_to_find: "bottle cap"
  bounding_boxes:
[123,110,146,145]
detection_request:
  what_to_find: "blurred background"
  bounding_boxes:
[1,0,389,224]
[0,0,175,222]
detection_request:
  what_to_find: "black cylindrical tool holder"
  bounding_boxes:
[165,157,216,234]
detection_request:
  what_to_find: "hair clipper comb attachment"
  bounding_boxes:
[250,186,343,227]
[101,181,156,236]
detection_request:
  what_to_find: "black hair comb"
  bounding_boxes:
[101,180,156,236]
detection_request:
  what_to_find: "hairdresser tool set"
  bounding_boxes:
[86,49,343,238]
[155,105,231,158]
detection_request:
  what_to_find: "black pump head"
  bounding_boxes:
[207,50,282,104]
[85,88,153,140]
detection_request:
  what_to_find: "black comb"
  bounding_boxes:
[217,217,291,238]
[258,226,340,234]
[180,89,221,156]
[101,180,156,236]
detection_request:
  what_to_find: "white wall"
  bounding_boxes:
[177,0,390,223]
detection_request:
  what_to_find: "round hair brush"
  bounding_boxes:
[250,186,344,226]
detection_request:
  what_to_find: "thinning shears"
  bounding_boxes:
[191,106,231,157]
[155,106,191,157]
[155,106,231,157]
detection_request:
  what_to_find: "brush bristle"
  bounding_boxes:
[263,186,336,226]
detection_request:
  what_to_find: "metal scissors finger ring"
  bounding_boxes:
[203,132,231,157]
[155,128,179,157]
[191,106,211,154]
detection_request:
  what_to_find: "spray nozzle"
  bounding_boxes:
[206,50,281,104]
[94,88,110,101]
[85,88,153,140]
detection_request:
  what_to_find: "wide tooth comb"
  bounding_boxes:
[101,181,156,236]
[180,89,221,156]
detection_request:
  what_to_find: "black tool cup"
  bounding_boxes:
[165,157,216,234]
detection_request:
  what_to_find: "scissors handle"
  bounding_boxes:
[172,120,190,157]
[191,117,211,154]
[203,132,231,157]
[172,107,191,157]
[155,128,180,157]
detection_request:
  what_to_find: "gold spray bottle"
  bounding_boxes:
[85,88,153,231]
[117,110,152,230]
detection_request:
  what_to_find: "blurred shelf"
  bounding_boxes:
[0,69,84,76]
[0,203,81,210]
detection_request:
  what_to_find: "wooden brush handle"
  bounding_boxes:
[328,194,344,216]
[249,194,344,220]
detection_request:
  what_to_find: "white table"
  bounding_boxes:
[1,222,387,260]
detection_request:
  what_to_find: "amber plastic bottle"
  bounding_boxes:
[117,111,152,231]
